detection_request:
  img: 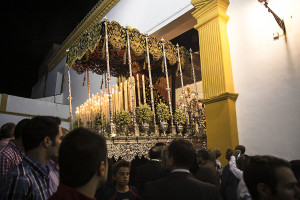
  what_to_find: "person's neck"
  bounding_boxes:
[116,184,129,193]
[75,180,97,199]
[26,148,49,166]
[13,139,24,153]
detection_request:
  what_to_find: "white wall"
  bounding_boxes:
[106,0,193,34]
[0,94,70,129]
[228,0,300,160]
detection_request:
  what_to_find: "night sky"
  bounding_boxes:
[0,0,99,98]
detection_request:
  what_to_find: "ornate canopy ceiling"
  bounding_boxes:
[66,20,191,81]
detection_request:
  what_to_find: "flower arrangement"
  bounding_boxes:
[156,102,170,122]
[136,104,153,124]
[116,110,131,127]
[94,112,107,130]
[174,109,186,125]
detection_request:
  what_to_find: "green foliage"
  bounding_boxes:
[72,119,83,130]
[94,112,107,130]
[174,109,186,125]
[116,110,131,127]
[156,102,170,122]
[136,104,153,124]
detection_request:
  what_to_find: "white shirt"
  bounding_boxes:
[229,156,252,200]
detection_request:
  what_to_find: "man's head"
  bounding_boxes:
[225,148,233,161]
[197,149,209,165]
[22,116,60,154]
[244,155,300,200]
[14,119,30,140]
[235,145,246,154]
[112,160,130,187]
[59,127,108,188]
[0,122,15,139]
[290,160,300,188]
[214,148,221,159]
[168,139,195,170]
[149,146,162,160]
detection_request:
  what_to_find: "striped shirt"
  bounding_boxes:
[0,155,50,200]
[0,140,23,181]
[47,159,59,195]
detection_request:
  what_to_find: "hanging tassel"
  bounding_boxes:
[143,61,146,70]
[63,71,66,83]
[82,72,86,86]
[161,60,164,73]
[123,46,127,65]
[100,75,103,90]
[102,41,105,59]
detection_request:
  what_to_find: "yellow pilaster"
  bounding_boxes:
[192,0,239,165]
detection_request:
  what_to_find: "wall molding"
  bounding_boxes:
[201,92,239,104]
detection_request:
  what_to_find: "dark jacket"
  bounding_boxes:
[143,171,220,200]
[135,160,165,194]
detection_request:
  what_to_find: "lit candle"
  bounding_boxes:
[142,75,146,104]
[115,85,118,114]
[124,81,128,111]
[137,74,141,106]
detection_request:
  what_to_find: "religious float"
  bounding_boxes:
[66,18,206,161]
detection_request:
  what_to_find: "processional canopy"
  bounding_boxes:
[66,20,191,81]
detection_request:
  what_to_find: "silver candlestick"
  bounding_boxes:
[161,38,176,135]
[126,27,139,136]
[104,17,116,137]
[176,44,189,126]
[145,34,159,136]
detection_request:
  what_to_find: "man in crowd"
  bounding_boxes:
[195,149,219,186]
[0,119,29,181]
[143,139,219,200]
[0,116,63,199]
[0,122,15,151]
[103,160,141,200]
[229,150,251,200]
[49,127,108,200]
[135,145,165,194]
[243,155,300,200]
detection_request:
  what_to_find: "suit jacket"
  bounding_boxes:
[143,171,220,200]
[135,160,165,194]
[195,161,218,186]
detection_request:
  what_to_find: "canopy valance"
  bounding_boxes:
[66,20,190,80]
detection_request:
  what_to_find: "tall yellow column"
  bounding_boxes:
[192,0,239,165]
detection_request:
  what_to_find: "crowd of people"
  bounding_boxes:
[0,116,299,200]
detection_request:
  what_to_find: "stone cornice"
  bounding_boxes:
[48,0,120,71]
[192,0,229,29]
[201,92,239,104]
[0,111,70,122]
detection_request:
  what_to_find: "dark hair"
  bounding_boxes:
[197,149,209,161]
[149,146,162,159]
[290,160,300,180]
[14,119,30,139]
[215,148,221,159]
[22,116,59,152]
[243,155,290,200]
[155,142,165,147]
[59,127,107,187]
[235,145,246,154]
[45,116,61,126]
[225,148,233,161]
[168,139,195,169]
[0,123,15,139]
[112,160,131,176]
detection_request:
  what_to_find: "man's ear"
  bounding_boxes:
[42,136,52,148]
[98,161,106,177]
[257,183,272,199]
[167,156,174,168]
